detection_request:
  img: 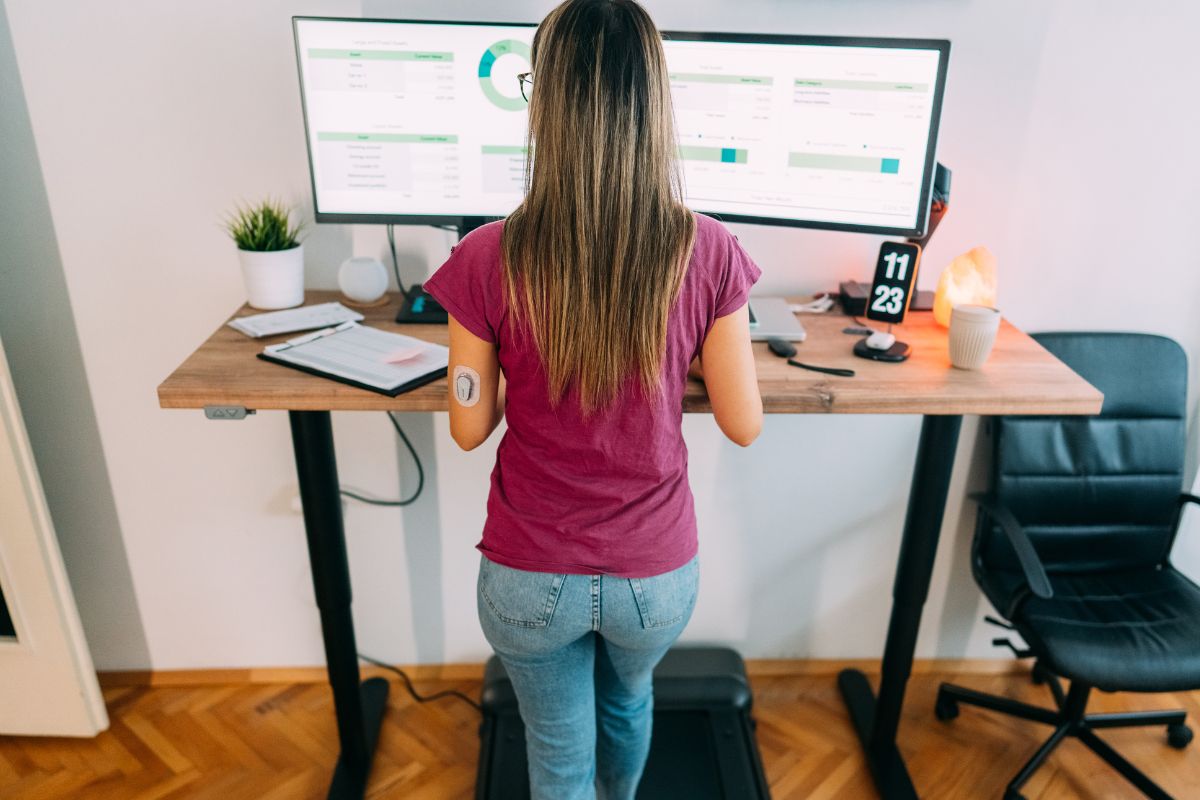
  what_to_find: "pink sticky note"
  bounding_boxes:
[383,346,424,364]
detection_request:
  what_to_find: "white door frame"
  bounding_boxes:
[0,335,107,736]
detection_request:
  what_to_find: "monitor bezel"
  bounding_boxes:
[292,16,951,237]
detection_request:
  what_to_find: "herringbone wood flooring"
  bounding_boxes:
[1,668,1198,799]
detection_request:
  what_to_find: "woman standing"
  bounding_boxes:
[423,1,763,797]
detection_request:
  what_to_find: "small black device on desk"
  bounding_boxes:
[395,284,448,324]
[767,337,855,377]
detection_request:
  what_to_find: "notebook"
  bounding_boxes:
[257,322,448,396]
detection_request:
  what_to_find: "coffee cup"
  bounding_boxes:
[948,305,1000,370]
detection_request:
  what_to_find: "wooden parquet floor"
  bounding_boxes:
[1,668,1198,799]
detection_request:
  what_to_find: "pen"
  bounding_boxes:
[274,321,356,351]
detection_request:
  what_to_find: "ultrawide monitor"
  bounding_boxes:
[293,17,949,237]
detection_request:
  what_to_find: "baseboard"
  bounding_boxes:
[98,657,1028,688]
[743,658,1031,677]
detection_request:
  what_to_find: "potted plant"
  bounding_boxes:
[224,198,305,310]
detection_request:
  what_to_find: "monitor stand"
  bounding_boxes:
[395,217,498,324]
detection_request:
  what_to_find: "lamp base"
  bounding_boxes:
[853,338,911,362]
[340,293,390,309]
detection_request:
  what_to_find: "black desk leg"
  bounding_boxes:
[838,414,963,799]
[290,411,390,800]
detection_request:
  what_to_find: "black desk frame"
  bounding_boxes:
[838,414,962,799]
[290,411,389,798]
[287,408,962,799]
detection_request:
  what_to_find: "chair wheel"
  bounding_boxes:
[1004,791,1026,800]
[935,695,959,722]
[1167,723,1193,749]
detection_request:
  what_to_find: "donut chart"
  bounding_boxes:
[478,39,531,111]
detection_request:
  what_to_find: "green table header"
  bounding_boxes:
[308,49,454,62]
[317,132,458,143]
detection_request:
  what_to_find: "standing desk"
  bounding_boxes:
[158,290,1102,799]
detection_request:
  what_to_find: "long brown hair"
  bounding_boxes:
[502,0,696,414]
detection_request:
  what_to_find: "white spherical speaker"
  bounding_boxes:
[337,256,389,306]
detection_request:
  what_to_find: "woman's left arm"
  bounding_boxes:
[447,315,505,450]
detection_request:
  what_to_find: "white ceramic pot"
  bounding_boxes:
[238,244,305,310]
[338,256,389,304]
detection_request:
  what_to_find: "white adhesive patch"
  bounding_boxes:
[453,365,481,407]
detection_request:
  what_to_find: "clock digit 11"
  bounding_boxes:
[866,241,922,326]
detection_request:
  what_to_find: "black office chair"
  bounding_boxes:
[934,332,1200,800]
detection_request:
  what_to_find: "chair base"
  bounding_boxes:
[935,667,1191,800]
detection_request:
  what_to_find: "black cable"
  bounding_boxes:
[386,224,411,301]
[358,652,482,712]
[339,412,425,507]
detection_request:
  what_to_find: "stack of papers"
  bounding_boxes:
[228,302,364,338]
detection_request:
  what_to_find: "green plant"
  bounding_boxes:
[224,198,303,251]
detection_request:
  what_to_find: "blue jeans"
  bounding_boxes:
[477,553,700,800]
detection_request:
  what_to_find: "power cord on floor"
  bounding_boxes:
[358,652,483,713]
[339,412,425,507]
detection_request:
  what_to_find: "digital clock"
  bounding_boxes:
[866,241,922,326]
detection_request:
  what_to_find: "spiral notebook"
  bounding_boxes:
[257,322,448,396]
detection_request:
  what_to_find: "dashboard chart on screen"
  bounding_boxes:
[293,18,949,236]
[294,19,534,218]
[666,36,944,233]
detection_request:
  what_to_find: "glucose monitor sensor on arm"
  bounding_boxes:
[453,365,481,407]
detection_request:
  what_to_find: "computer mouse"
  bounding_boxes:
[866,331,897,351]
[767,337,797,358]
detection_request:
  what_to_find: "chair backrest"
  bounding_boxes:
[979,332,1187,574]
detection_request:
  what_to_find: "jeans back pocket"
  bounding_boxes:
[629,555,699,629]
[478,555,567,628]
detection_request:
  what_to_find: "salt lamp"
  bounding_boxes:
[932,246,997,327]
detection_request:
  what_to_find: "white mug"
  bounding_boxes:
[948,305,1001,370]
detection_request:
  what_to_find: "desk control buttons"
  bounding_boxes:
[204,406,255,420]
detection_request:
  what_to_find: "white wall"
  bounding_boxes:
[0,1,149,668]
[3,0,1199,670]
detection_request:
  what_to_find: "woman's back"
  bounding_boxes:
[425,212,759,576]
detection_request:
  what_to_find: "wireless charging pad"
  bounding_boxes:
[853,337,911,362]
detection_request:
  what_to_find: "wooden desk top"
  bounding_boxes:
[158,291,1102,416]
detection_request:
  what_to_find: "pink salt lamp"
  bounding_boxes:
[933,246,997,327]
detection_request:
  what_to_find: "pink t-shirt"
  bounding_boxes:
[423,213,760,578]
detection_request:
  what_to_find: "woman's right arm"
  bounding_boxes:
[697,303,762,446]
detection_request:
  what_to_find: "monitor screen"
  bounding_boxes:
[292,18,949,237]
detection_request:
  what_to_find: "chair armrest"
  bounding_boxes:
[970,493,1054,600]
[1180,493,1200,508]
